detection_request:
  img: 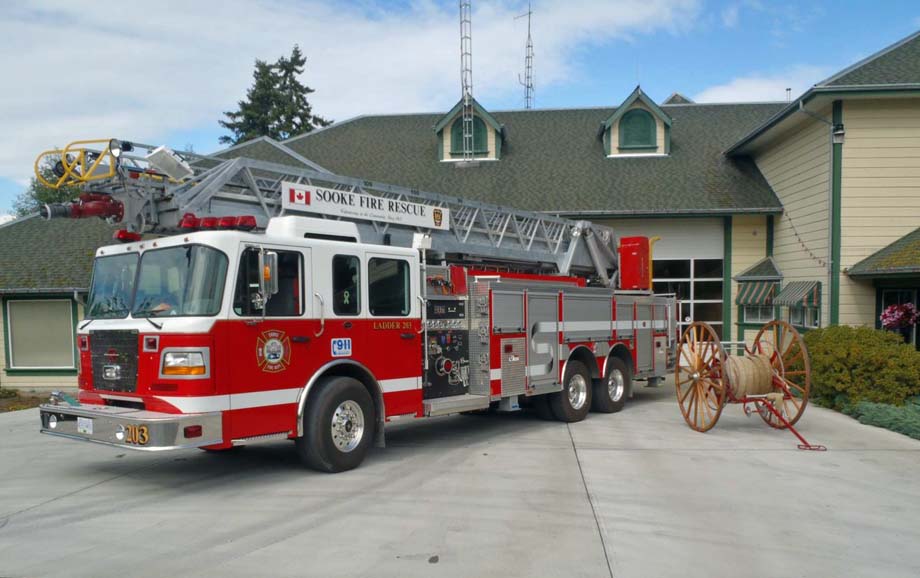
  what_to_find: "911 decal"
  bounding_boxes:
[331,338,352,357]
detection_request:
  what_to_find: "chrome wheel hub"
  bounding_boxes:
[607,369,625,402]
[568,374,588,410]
[331,400,365,453]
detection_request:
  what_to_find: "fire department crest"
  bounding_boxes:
[256,330,292,373]
[432,208,443,228]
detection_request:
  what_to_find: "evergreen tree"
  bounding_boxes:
[273,45,331,139]
[13,159,82,217]
[218,60,278,145]
[219,46,331,145]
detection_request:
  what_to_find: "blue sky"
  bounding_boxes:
[1,0,919,214]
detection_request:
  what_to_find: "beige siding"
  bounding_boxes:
[0,300,81,391]
[731,215,768,343]
[753,107,832,325]
[840,98,920,326]
[731,215,768,304]
[441,115,498,161]
[609,102,667,156]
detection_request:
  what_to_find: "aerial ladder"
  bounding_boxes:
[35,138,621,285]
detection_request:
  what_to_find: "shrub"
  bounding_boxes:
[0,388,17,399]
[802,325,920,408]
[842,397,920,441]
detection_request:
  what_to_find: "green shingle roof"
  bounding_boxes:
[215,136,327,171]
[266,102,784,216]
[0,216,116,293]
[734,256,782,281]
[848,228,920,278]
[820,30,920,87]
[663,92,694,105]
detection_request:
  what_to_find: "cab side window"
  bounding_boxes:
[368,258,410,317]
[333,255,360,316]
[233,248,303,316]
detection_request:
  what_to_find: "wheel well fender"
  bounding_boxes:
[296,360,386,447]
[563,346,600,382]
[604,343,634,376]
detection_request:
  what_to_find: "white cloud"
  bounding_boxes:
[693,64,833,103]
[721,4,739,27]
[0,214,15,225]
[0,0,701,186]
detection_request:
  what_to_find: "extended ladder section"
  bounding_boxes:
[35,139,619,283]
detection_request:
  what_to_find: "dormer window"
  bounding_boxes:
[451,116,488,155]
[618,109,657,151]
[434,97,504,162]
[602,86,671,158]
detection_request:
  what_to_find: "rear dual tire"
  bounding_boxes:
[592,357,630,414]
[548,361,593,423]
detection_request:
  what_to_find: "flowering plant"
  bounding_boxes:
[880,303,919,330]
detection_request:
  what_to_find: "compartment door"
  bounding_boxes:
[527,292,559,388]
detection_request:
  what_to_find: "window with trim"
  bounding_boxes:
[233,248,303,317]
[450,116,488,155]
[652,258,723,339]
[880,288,917,346]
[618,108,657,150]
[743,305,774,323]
[369,258,410,316]
[333,255,360,316]
[7,299,75,369]
[789,306,820,329]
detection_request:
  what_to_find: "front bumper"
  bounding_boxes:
[39,402,223,451]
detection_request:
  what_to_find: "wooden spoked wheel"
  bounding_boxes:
[752,320,811,428]
[675,322,728,432]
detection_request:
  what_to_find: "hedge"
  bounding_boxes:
[802,325,920,409]
[842,397,920,441]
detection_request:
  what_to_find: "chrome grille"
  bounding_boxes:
[90,330,139,392]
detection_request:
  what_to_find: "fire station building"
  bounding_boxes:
[1,30,918,389]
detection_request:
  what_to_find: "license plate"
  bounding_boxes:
[77,416,93,435]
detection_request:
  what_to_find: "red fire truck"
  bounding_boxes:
[37,139,676,472]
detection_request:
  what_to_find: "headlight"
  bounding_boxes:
[162,351,207,376]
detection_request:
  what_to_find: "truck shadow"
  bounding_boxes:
[72,409,557,482]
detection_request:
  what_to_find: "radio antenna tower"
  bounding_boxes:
[459,1,474,161]
[516,2,534,109]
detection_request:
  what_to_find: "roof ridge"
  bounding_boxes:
[817,29,920,87]
[0,213,37,231]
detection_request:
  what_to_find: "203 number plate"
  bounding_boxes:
[122,424,150,445]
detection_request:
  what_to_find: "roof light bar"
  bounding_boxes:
[113,229,142,243]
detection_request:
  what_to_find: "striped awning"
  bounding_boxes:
[736,281,776,305]
[774,281,822,307]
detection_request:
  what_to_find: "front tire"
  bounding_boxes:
[592,357,630,413]
[296,376,374,473]
[549,360,592,422]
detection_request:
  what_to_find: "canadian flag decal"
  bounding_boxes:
[288,187,310,205]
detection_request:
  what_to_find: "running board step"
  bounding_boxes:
[423,394,490,417]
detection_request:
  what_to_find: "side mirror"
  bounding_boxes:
[260,250,280,297]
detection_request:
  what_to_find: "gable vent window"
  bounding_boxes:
[618,109,657,150]
[451,116,488,154]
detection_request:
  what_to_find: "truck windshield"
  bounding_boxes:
[86,245,229,319]
[86,254,138,319]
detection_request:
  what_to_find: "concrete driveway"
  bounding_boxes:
[2,384,919,578]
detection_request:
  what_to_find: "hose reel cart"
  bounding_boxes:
[674,320,825,451]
